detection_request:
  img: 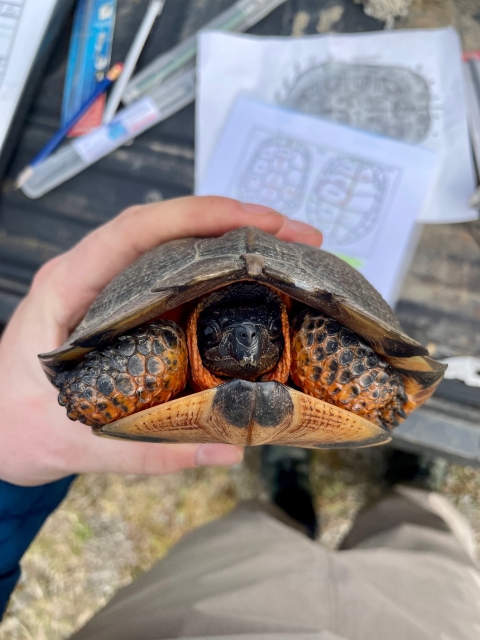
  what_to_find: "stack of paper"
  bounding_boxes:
[196,28,475,225]
[197,97,437,305]
[195,28,476,304]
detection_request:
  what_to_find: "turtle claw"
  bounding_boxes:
[97,380,390,448]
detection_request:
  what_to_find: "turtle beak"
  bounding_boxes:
[230,322,261,363]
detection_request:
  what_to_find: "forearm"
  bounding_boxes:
[0,475,75,619]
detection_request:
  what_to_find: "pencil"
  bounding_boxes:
[104,0,166,124]
[16,63,123,189]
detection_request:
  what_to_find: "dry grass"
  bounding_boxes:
[2,448,480,639]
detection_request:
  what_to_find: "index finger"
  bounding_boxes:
[37,196,322,330]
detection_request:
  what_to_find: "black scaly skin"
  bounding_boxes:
[54,321,188,428]
[291,309,408,429]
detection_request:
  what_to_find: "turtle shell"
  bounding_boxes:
[40,227,446,445]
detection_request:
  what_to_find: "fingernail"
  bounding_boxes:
[195,444,244,467]
[285,219,322,235]
[240,202,278,215]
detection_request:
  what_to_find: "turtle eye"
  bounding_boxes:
[202,321,221,345]
[268,316,282,339]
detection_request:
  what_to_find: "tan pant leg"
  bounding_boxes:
[331,487,480,640]
[71,494,480,640]
[71,501,338,640]
[340,485,476,565]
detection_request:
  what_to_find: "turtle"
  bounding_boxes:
[40,226,447,449]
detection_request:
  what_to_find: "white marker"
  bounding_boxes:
[103,0,166,123]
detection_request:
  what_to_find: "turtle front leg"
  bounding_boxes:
[290,309,408,430]
[55,321,188,428]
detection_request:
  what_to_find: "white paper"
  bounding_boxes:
[0,0,59,156]
[196,28,476,223]
[197,97,437,305]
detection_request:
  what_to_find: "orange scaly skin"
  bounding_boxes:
[290,310,407,429]
[55,321,188,428]
[261,302,291,384]
[187,301,225,390]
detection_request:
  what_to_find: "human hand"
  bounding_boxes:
[0,196,322,486]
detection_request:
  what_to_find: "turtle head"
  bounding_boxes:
[197,283,284,379]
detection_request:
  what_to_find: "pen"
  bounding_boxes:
[16,63,123,189]
[20,66,197,199]
[104,0,165,124]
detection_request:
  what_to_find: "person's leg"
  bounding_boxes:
[339,486,475,563]
[71,497,335,640]
[331,452,480,640]
[330,484,480,640]
[71,451,480,640]
[340,448,476,566]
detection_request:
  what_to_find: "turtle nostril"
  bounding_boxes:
[235,325,258,349]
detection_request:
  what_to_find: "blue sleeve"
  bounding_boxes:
[0,475,75,619]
